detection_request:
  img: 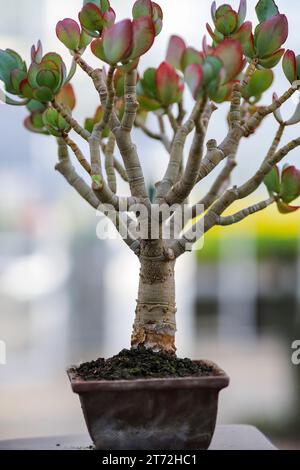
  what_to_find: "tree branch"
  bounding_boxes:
[52,101,90,141]
[165,99,216,205]
[156,100,203,202]
[62,133,91,175]
[217,196,276,226]
[104,132,117,193]
[243,85,298,137]
[113,70,149,200]
[55,139,99,209]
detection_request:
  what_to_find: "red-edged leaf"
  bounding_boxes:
[31,41,43,63]
[233,22,255,57]
[206,23,224,43]
[258,48,284,69]
[91,38,106,61]
[281,166,300,203]
[255,14,288,58]
[79,3,104,33]
[129,16,155,60]
[132,0,152,19]
[238,0,247,26]
[256,0,279,23]
[184,63,203,100]
[285,101,300,126]
[102,20,133,64]
[211,1,217,23]
[216,10,238,36]
[181,47,203,72]
[213,39,244,83]
[282,50,296,84]
[152,2,163,35]
[156,61,181,106]
[277,200,299,214]
[272,92,284,123]
[166,35,186,70]
[20,79,34,99]
[103,8,116,28]
[56,19,81,51]
[243,69,273,100]
[56,83,76,110]
[209,80,237,103]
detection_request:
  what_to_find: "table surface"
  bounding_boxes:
[0,425,277,451]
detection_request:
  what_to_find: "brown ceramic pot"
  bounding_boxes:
[68,361,229,450]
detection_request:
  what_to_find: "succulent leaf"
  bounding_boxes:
[213,39,244,83]
[166,35,186,71]
[255,14,288,59]
[281,166,300,203]
[255,0,279,23]
[282,49,296,84]
[56,19,81,51]
[264,166,280,194]
[184,64,203,100]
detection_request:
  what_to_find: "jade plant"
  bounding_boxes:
[1,0,300,354]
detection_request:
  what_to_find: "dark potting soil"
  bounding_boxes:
[71,347,217,381]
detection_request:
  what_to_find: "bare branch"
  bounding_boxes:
[165,100,216,205]
[217,196,276,226]
[55,139,99,209]
[113,70,149,200]
[156,100,203,202]
[52,101,90,141]
[62,134,91,175]
[243,85,298,137]
[104,132,117,193]
[113,157,129,182]
[171,135,300,258]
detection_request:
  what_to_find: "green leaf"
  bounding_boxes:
[33,86,54,102]
[132,0,152,19]
[140,68,158,99]
[166,35,186,71]
[243,69,273,99]
[10,69,27,94]
[129,16,155,60]
[91,38,106,61]
[181,47,203,72]
[156,61,182,106]
[138,95,161,111]
[102,20,133,64]
[258,48,284,69]
[280,166,300,203]
[79,3,104,33]
[213,39,244,83]
[255,0,279,23]
[56,83,76,110]
[56,19,81,51]
[264,166,280,194]
[184,64,203,100]
[282,50,296,84]
[255,14,288,58]
[216,11,238,36]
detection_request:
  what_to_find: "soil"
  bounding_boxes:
[71,347,217,381]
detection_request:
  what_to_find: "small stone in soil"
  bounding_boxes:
[71,347,217,381]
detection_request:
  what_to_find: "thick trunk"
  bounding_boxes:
[131,240,177,354]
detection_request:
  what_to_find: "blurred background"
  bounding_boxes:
[0,0,299,449]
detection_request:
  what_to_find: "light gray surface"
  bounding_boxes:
[0,425,276,450]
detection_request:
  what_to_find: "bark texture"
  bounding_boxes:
[131,241,177,354]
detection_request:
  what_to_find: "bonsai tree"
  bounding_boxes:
[1,0,300,356]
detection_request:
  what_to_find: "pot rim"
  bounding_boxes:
[67,360,230,393]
